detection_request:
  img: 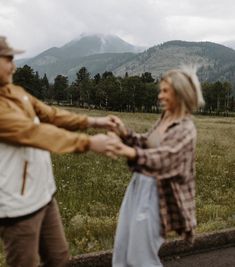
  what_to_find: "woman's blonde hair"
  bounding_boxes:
[161,65,205,114]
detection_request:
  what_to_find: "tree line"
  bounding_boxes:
[13,65,235,114]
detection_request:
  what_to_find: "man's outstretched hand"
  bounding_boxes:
[87,115,127,135]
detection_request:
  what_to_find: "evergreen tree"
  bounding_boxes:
[41,74,50,101]
[141,72,155,83]
[75,67,90,84]
[96,75,120,110]
[74,67,92,107]
[53,75,68,104]
[13,65,43,99]
[102,71,113,79]
[94,73,101,84]
[67,82,80,106]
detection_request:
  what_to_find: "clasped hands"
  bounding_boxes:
[89,115,136,159]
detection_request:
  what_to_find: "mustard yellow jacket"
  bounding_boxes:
[0,84,90,217]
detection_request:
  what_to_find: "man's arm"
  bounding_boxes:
[0,101,90,153]
[0,101,120,155]
[30,94,89,130]
[30,94,117,131]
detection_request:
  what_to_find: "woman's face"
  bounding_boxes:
[159,80,178,113]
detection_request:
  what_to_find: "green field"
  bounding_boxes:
[55,108,235,255]
[0,109,235,265]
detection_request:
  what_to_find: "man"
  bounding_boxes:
[0,36,117,267]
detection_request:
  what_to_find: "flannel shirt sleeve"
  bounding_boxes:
[121,128,148,148]
[121,120,159,148]
[128,123,196,180]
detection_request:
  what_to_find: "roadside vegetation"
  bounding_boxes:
[0,109,234,266]
[55,109,235,255]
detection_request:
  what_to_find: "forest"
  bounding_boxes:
[14,65,235,115]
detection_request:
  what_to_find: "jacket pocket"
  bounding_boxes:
[21,161,28,195]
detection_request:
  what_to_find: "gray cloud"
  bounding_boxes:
[0,0,235,58]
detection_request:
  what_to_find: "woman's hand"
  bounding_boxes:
[88,115,128,136]
[106,132,137,159]
[89,133,116,154]
[108,116,128,137]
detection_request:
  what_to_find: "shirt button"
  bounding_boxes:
[34,116,40,124]
[23,95,29,101]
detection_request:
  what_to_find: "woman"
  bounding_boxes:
[109,66,205,267]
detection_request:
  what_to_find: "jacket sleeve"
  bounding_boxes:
[0,101,90,153]
[29,94,89,130]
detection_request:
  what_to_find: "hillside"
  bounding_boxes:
[16,37,235,89]
[23,52,136,82]
[113,41,235,85]
[16,34,144,82]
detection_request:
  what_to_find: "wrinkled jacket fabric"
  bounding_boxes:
[0,84,90,217]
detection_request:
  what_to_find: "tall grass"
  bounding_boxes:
[194,116,235,232]
[0,110,234,265]
[54,109,235,255]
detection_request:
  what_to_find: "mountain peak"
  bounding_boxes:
[61,33,141,55]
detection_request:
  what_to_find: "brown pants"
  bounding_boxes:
[0,198,69,267]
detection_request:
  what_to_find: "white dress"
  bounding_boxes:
[112,130,164,267]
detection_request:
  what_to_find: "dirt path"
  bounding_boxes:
[163,246,235,267]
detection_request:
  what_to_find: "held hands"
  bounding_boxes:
[88,114,135,159]
[89,132,136,160]
[89,133,119,157]
[109,116,128,137]
[88,115,128,136]
[107,132,137,159]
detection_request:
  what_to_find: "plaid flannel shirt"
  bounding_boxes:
[122,116,197,242]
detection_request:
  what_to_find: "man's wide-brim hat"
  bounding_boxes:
[0,36,24,56]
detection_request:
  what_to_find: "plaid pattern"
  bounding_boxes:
[122,116,197,242]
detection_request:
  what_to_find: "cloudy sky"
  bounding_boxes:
[1,0,235,58]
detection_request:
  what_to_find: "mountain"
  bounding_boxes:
[16,37,235,90]
[113,40,235,87]
[16,34,145,81]
[222,40,235,51]
[61,33,145,56]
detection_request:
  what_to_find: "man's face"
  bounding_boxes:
[0,56,16,86]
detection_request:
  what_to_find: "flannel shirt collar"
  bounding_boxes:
[160,112,192,132]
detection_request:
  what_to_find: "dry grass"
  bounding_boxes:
[0,110,234,265]
[55,109,235,254]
